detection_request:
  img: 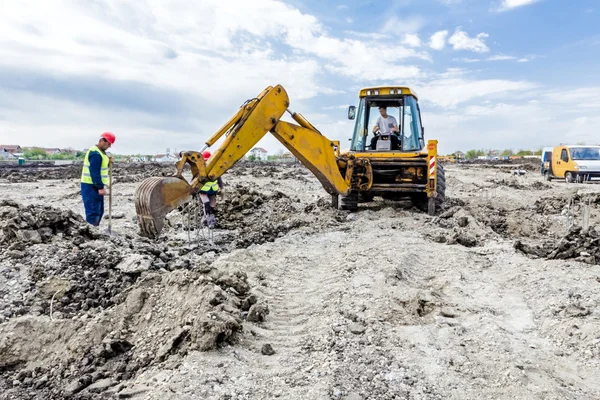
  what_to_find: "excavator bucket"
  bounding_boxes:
[135,176,194,238]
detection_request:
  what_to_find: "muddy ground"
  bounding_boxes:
[0,160,599,400]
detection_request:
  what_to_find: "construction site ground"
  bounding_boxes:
[0,161,599,400]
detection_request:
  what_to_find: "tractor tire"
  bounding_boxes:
[411,164,446,215]
[340,191,358,211]
[358,191,375,203]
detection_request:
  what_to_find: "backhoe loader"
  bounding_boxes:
[134,84,445,238]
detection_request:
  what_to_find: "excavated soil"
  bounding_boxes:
[0,161,599,399]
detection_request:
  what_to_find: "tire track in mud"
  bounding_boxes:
[243,232,347,398]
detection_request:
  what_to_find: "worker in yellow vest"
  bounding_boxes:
[81,132,115,226]
[199,150,224,228]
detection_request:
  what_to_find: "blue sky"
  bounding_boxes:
[0,0,598,155]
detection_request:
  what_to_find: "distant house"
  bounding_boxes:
[280,151,298,162]
[0,145,22,159]
[453,151,465,160]
[43,148,62,155]
[153,154,178,163]
[249,147,268,161]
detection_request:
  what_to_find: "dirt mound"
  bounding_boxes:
[514,225,600,265]
[487,178,550,190]
[0,267,257,398]
[172,184,340,249]
[0,201,138,322]
[0,199,91,244]
[0,162,177,183]
[535,193,600,215]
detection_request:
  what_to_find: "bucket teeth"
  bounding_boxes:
[134,177,194,238]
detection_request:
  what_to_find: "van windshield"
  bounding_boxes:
[569,147,600,161]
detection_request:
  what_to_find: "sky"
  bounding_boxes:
[0,0,599,155]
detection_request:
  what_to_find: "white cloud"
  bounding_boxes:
[487,54,517,61]
[438,0,463,4]
[381,16,425,34]
[416,75,538,108]
[448,29,490,53]
[429,30,449,50]
[453,57,481,63]
[403,33,422,47]
[0,0,595,157]
[496,0,541,12]
[0,0,432,153]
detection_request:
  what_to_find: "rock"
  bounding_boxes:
[116,254,153,274]
[457,216,469,227]
[247,303,270,322]
[64,380,86,396]
[156,326,190,361]
[15,229,42,244]
[87,378,114,393]
[118,386,151,398]
[349,323,366,335]
[439,208,457,219]
[440,308,459,318]
[7,250,25,259]
[36,277,72,299]
[112,213,126,219]
[261,343,276,355]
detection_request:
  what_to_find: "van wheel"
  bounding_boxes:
[565,172,575,183]
[544,171,552,181]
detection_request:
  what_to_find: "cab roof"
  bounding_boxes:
[359,86,418,99]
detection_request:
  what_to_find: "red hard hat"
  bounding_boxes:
[202,150,211,160]
[100,132,116,144]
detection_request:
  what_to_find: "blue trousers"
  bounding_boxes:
[81,183,104,226]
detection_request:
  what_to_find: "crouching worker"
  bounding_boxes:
[199,150,224,228]
[81,132,115,226]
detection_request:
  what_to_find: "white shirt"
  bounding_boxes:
[376,115,398,135]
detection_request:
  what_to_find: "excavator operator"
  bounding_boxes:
[371,106,401,150]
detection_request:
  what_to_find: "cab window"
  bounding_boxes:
[561,149,569,162]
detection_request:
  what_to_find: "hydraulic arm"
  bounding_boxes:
[135,84,372,238]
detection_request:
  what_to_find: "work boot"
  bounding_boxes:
[207,214,216,228]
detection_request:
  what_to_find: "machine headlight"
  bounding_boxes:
[390,89,395,94]
[366,90,372,95]
[374,90,379,95]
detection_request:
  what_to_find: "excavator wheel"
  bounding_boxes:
[340,191,358,211]
[358,191,375,203]
[135,176,195,238]
[412,164,446,215]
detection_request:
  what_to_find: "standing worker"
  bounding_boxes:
[199,150,224,227]
[81,132,115,226]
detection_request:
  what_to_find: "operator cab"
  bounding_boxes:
[347,87,425,153]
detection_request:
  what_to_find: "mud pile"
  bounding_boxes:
[0,267,258,398]
[487,178,550,191]
[0,162,177,183]
[0,201,134,322]
[514,225,600,265]
[174,183,343,249]
[535,193,600,215]
[0,199,262,398]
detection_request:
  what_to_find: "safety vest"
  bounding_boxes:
[200,180,219,193]
[81,146,109,185]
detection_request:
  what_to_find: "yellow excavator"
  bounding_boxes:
[135,84,445,238]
